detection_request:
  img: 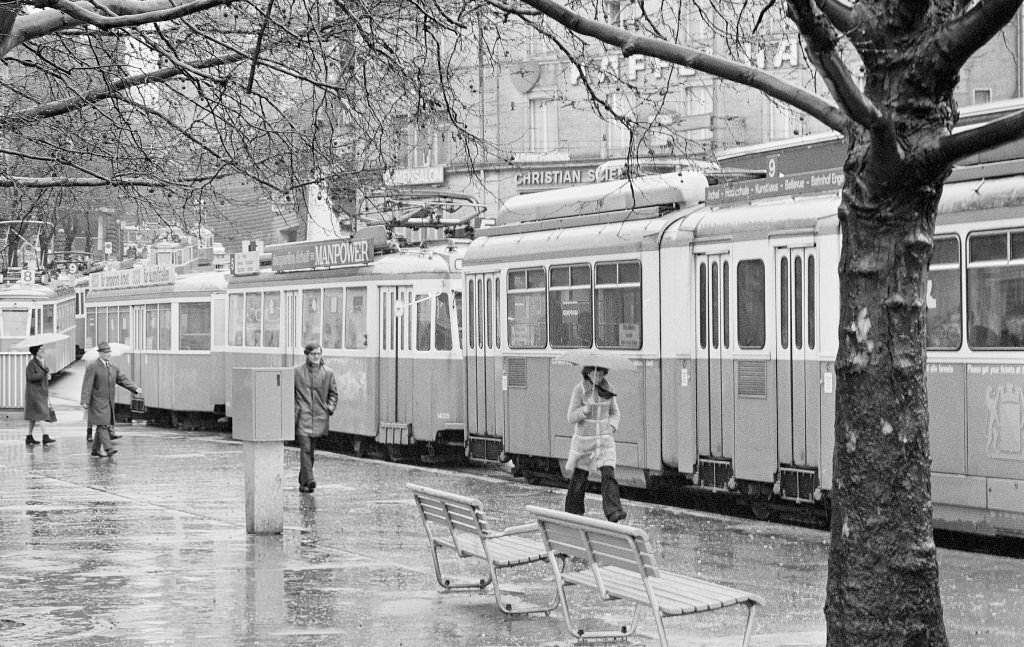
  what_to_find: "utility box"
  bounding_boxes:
[232,367,294,442]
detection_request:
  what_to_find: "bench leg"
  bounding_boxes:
[740,601,758,647]
[428,543,491,591]
[489,562,560,616]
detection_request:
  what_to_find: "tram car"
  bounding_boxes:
[465,167,1024,537]
[0,280,77,409]
[82,266,229,426]
[223,229,467,460]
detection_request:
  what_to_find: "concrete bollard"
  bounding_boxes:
[231,367,295,535]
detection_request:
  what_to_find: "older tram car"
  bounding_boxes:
[83,267,228,426]
[223,233,467,460]
[467,168,1024,537]
[0,281,77,409]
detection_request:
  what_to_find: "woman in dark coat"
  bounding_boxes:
[24,345,55,446]
[294,342,338,493]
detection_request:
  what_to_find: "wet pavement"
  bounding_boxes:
[0,366,1022,646]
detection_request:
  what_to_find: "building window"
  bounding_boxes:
[606,93,630,156]
[528,98,559,152]
[402,124,443,167]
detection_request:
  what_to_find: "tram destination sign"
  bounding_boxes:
[707,168,843,206]
[89,265,175,290]
[271,238,372,272]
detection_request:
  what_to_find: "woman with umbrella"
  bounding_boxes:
[564,364,627,522]
[24,344,56,446]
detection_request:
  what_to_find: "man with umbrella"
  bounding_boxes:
[81,341,142,458]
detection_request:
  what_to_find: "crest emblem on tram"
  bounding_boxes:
[984,384,1024,460]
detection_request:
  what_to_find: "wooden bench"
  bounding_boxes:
[408,483,558,615]
[528,505,764,647]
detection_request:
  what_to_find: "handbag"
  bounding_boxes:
[46,406,57,423]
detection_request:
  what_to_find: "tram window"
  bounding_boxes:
[416,293,432,350]
[228,294,244,346]
[967,230,1024,348]
[145,304,171,350]
[737,260,765,349]
[179,303,211,351]
[477,278,485,350]
[494,278,501,348]
[507,268,546,349]
[262,291,280,348]
[928,236,962,349]
[780,257,789,349]
[711,262,720,349]
[723,261,730,349]
[549,263,593,348]
[596,260,641,349]
[302,289,322,346]
[467,280,476,349]
[244,292,262,347]
[324,287,344,349]
[436,292,453,351]
[43,304,54,333]
[85,309,97,348]
[107,307,120,347]
[0,309,29,338]
[808,255,815,350]
[454,290,464,350]
[795,256,803,350]
[486,278,494,349]
[345,287,367,349]
[699,262,707,349]
[96,310,109,347]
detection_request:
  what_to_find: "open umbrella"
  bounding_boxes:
[81,342,132,361]
[12,332,69,351]
[554,348,637,372]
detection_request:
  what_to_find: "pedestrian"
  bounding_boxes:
[81,341,141,458]
[564,365,627,522]
[294,342,338,493]
[24,345,56,446]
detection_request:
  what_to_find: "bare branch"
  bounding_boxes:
[786,0,879,130]
[928,0,1023,73]
[519,0,847,132]
[0,173,226,188]
[937,109,1024,164]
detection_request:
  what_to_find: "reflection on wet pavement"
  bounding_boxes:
[0,423,1022,646]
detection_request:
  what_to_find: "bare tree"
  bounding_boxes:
[0,0,488,245]
[501,0,1024,645]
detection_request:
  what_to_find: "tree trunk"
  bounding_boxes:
[826,148,949,646]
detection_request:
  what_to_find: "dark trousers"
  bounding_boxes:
[564,466,623,520]
[297,433,316,486]
[91,425,114,454]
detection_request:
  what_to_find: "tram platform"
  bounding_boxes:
[0,368,1022,646]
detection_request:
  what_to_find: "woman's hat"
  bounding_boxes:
[97,341,112,353]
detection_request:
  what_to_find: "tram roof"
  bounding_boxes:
[496,172,707,227]
[0,282,69,301]
[227,246,462,287]
[465,204,705,266]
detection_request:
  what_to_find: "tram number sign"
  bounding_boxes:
[20,269,34,283]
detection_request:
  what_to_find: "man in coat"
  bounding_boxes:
[294,342,338,493]
[81,341,142,458]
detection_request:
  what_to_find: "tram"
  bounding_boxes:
[222,230,467,459]
[464,165,1024,537]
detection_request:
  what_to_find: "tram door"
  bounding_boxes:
[774,245,818,468]
[379,285,414,426]
[695,253,733,466]
[465,273,502,457]
[281,290,300,366]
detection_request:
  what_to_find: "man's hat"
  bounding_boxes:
[97,341,111,353]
